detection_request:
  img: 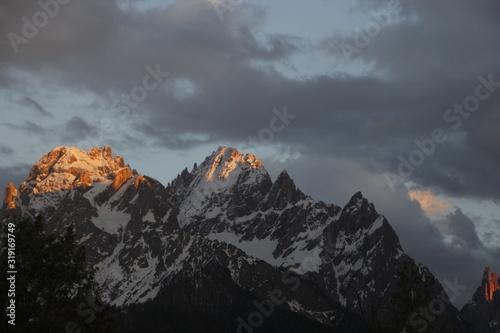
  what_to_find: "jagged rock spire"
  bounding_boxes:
[483,266,500,302]
[265,170,306,209]
[2,182,18,210]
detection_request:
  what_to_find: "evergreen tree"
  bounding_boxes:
[0,215,111,332]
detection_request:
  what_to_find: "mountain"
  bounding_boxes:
[1,146,468,332]
[460,267,500,332]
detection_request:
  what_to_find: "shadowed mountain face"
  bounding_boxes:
[1,146,468,332]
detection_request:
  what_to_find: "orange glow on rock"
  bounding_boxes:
[484,267,499,301]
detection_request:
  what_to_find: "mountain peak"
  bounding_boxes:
[20,146,126,194]
[350,191,364,201]
[460,266,500,332]
[266,170,306,209]
[203,146,263,182]
[345,191,367,210]
[175,146,270,224]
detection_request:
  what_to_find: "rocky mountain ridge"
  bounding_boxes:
[1,145,476,332]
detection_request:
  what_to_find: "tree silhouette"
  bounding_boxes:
[387,261,435,333]
[0,215,111,332]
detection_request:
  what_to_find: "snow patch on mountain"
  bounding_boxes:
[83,180,112,201]
[92,204,130,236]
[368,215,385,235]
[207,231,281,266]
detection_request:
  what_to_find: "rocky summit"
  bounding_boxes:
[1,145,487,332]
[460,267,500,332]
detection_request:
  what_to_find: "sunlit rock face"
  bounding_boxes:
[204,146,263,182]
[484,267,500,302]
[460,267,500,332]
[108,167,134,198]
[20,146,126,195]
[2,182,18,210]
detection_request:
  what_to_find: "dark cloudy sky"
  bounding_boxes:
[1,0,499,307]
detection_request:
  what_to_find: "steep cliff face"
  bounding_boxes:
[2,182,18,210]
[484,267,500,302]
[0,146,467,332]
[460,267,500,332]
